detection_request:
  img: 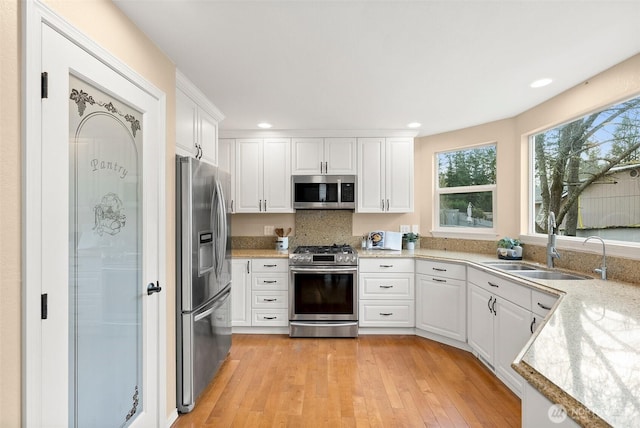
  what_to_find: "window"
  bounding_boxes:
[531,96,640,244]
[436,144,496,230]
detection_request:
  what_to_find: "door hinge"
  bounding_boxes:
[41,72,48,99]
[41,293,48,319]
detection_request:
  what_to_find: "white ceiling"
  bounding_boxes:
[113,0,640,137]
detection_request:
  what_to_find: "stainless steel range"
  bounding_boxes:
[289,244,358,338]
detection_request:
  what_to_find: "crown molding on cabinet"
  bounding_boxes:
[219,129,419,139]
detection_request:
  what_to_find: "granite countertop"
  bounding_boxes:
[231,248,289,258]
[233,247,640,426]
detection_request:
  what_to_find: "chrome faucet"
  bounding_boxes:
[546,211,560,268]
[583,236,607,280]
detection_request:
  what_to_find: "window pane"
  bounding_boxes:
[439,192,493,228]
[438,145,496,188]
[532,96,640,243]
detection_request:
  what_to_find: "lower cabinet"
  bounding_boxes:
[358,258,415,328]
[231,259,251,327]
[415,260,467,342]
[231,258,289,328]
[522,382,580,428]
[467,268,534,396]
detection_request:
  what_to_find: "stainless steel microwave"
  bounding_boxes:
[292,175,356,210]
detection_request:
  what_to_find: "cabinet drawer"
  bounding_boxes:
[252,273,288,290]
[252,290,288,309]
[252,309,288,326]
[531,290,558,317]
[415,260,466,281]
[360,273,414,299]
[359,258,414,273]
[469,268,531,309]
[251,258,288,273]
[359,300,415,327]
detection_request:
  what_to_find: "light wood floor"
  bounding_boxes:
[173,334,521,427]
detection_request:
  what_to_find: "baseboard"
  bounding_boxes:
[415,329,471,352]
[357,327,416,335]
[166,409,178,427]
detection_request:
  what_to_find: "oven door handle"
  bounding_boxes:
[290,266,358,274]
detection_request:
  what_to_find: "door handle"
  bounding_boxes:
[147,281,162,296]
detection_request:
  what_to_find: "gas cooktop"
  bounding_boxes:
[290,244,358,265]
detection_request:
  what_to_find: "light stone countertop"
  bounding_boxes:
[233,247,640,426]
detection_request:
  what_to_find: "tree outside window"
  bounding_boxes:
[532,96,640,243]
[436,144,496,229]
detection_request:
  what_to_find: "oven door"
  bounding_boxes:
[289,265,358,321]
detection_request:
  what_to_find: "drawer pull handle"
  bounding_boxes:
[263,316,277,320]
[432,278,447,283]
[488,281,499,288]
[432,267,447,272]
[380,312,393,316]
[537,302,552,310]
[380,285,394,289]
[263,298,277,302]
[264,264,277,268]
[379,264,394,268]
[263,280,278,284]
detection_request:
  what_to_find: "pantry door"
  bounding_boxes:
[33,19,165,428]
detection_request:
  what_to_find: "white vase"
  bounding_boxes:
[406,242,415,250]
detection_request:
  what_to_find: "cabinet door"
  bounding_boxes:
[218,139,235,213]
[235,139,263,212]
[357,137,385,212]
[324,138,356,174]
[175,89,197,156]
[291,137,323,174]
[386,137,414,213]
[416,274,466,341]
[198,107,218,165]
[263,138,292,212]
[495,297,531,396]
[231,259,251,327]
[468,284,495,366]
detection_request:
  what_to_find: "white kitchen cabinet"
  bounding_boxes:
[235,138,292,213]
[176,71,224,165]
[250,258,289,327]
[218,138,236,212]
[358,258,414,328]
[415,260,466,342]
[231,259,251,327]
[357,137,414,213]
[467,267,533,397]
[291,137,357,175]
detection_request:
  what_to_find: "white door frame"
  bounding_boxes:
[22,1,167,426]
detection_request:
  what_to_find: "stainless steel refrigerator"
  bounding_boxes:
[176,155,232,413]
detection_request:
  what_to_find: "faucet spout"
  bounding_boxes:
[583,236,607,280]
[546,211,560,268]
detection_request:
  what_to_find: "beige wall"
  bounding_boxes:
[0,0,177,425]
[0,0,22,426]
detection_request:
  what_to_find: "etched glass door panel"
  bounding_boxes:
[69,74,142,427]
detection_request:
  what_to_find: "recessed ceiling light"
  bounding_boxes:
[257,122,272,129]
[530,78,553,88]
[407,122,421,129]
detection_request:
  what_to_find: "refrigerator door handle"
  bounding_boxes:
[213,179,227,277]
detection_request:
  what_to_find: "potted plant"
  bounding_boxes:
[403,232,420,250]
[497,237,523,259]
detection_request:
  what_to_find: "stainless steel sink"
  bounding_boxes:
[513,270,589,281]
[484,261,589,280]
[483,262,539,271]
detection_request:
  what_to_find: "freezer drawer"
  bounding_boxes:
[177,286,231,413]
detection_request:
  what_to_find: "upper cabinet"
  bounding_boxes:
[175,71,224,165]
[357,137,414,213]
[292,137,357,175]
[218,138,236,212]
[234,138,293,213]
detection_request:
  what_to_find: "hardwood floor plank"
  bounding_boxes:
[172,334,521,428]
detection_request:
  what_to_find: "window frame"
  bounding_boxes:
[524,94,640,258]
[433,142,498,237]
